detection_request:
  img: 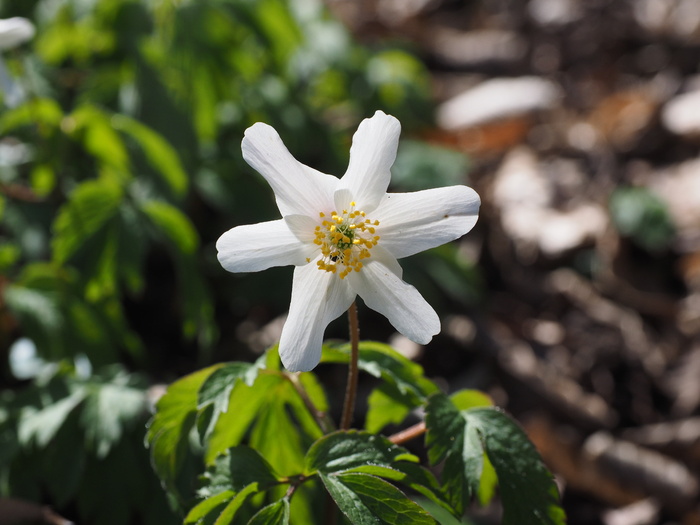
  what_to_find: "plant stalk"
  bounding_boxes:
[340,301,360,430]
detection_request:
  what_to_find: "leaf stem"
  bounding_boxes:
[340,301,360,430]
[388,421,427,445]
[287,372,335,434]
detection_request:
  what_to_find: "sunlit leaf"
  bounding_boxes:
[322,472,434,525]
[365,383,412,434]
[306,431,417,476]
[147,365,222,497]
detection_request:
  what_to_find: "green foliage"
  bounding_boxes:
[0,362,175,525]
[0,0,535,523]
[425,393,565,525]
[144,345,565,524]
[609,186,675,251]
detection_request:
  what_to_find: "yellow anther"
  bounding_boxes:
[313,205,380,277]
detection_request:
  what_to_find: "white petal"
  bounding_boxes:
[373,186,480,259]
[347,258,440,344]
[242,123,337,216]
[367,244,403,279]
[333,187,354,214]
[338,111,401,213]
[284,214,318,243]
[216,219,312,273]
[279,262,355,371]
[0,18,35,50]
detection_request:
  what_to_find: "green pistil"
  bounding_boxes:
[336,223,355,250]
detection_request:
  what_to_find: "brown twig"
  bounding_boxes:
[388,421,427,445]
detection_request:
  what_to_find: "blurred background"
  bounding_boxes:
[1,0,699,523]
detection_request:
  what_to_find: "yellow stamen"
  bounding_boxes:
[312,203,381,278]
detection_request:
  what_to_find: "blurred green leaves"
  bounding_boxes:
[0,0,484,524]
[609,186,675,251]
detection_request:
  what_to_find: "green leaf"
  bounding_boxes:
[204,376,276,464]
[198,362,259,411]
[0,98,63,134]
[18,388,87,448]
[184,490,234,524]
[212,483,260,525]
[424,394,565,523]
[450,390,493,411]
[466,408,566,525]
[365,383,412,433]
[69,105,129,172]
[146,365,221,495]
[248,498,290,525]
[322,341,438,401]
[81,372,148,458]
[321,472,434,525]
[204,446,279,496]
[52,178,123,264]
[112,114,189,197]
[203,369,322,477]
[191,447,281,525]
[342,463,449,515]
[141,200,199,255]
[306,431,417,475]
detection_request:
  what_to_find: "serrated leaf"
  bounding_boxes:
[198,362,259,412]
[305,431,417,476]
[424,393,491,514]
[322,472,434,525]
[465,408,565,525]
[141,200,199,255]
[52,179,123,264]
[205,446,279,495]
[146,365,221,495]
[112,114,188,197]
[321,341,438,401]
[342,463,450,515]
[247,498,290,525]
[425,394,565,523]
[204,375,276,464]
[203,371,322,477]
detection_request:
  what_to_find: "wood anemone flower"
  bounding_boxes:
[217,111,481,371]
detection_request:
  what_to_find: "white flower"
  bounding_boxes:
[0,17,35,108]
[217,111,480,371]
[0,17,35,50]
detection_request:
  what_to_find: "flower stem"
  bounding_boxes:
[340,301,360,430]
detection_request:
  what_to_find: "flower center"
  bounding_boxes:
[310,201,380,279]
